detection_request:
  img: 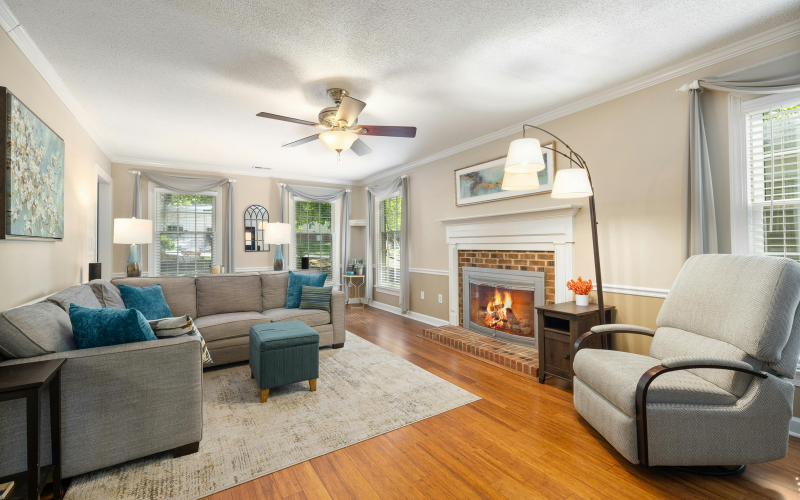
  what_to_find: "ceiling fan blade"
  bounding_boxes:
[335,96,366,126]
[282,134,320,147]
[356,126,416,138]
[350,138,372,156]
[257,112,319,127]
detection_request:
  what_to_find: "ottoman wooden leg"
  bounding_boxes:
[261,389,269,403]
[309,379,317,392]
[251,371,254,379]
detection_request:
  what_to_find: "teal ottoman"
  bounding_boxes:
[249,321,320,403]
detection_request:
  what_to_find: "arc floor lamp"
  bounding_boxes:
[502,124,605,325]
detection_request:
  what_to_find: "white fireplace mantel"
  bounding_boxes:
[438,204,582,326]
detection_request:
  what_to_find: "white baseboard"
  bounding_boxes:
[367,300,449,327]
[790,417,800,439]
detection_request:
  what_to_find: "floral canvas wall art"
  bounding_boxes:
[1,88,65,239]
[454,142,555,206]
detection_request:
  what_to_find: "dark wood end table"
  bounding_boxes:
[535,302,615,384]
[0,358,66,500]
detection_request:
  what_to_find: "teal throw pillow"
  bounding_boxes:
[285,271,328,309]
[299,285,332,312]
[117,283,172,320]
[69,304,157,349]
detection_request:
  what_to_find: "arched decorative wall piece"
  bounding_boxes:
[244,205,269,252]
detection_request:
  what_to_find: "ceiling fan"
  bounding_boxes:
[257,88,416,157]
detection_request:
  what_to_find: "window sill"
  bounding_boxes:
[375,285,400,296]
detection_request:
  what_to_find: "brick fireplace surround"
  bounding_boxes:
[458,250,556,326]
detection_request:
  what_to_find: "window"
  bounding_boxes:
[746,99,800,261]
[293,201,334,280]
[377,194,402,289]
[152,190,219,276]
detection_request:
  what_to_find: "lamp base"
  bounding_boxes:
[126,262,142,278]
[273,245,284,271]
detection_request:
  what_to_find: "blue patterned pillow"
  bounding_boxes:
[299,286,332,312]
[117,284,172,320]
[285,271,328,309]
[69,304,157,349]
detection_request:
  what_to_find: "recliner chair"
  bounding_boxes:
[572,254,800,471]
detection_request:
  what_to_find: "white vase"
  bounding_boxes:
[575,294,589,306]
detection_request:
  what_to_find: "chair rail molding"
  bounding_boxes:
[438,205,581,326]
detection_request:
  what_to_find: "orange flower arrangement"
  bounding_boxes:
[566,276,593,296]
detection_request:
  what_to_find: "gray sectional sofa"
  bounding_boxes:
[0,271,345,479]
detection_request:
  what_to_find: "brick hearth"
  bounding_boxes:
[420,325,539,379]
[458,250,555,326]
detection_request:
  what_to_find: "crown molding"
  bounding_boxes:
[114,157,351,185]
[356,18,800,186]
[0,0,115,160]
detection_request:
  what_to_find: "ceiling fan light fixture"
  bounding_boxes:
[320,130,358,152]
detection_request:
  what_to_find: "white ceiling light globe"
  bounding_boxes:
[319,130,358,152]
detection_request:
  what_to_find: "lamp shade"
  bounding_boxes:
[501,171,540,191]
[264,222,291,245]
[113,218,153,244]
[504,138,546,173]
[551,168,593,198]
[319,130,358,152]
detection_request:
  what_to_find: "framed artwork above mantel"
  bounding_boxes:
[454,141,555,207]
[1,87,65,240]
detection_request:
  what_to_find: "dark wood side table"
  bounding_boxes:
[535,303,615,383]
[0,358,66,500]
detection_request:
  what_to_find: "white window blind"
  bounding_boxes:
[154,192,216,276]
[747,100,800,261]
[377,195,402,289]
[293,200,334,281]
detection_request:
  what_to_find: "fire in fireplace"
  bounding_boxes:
[470,284,535,338]
[462,266,544,347]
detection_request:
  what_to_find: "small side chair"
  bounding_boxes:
[572,254,800,473]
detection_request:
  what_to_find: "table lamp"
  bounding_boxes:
[114,217,153,277]
[265,222,291,271]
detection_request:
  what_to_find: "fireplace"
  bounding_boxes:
[462,267,544,347]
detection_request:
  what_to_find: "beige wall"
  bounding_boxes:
[111,163,354,275]
[0,30,111,311]
[367,36,800,332]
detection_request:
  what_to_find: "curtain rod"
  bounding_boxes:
[128,169,236,182]
[676,80,700,92]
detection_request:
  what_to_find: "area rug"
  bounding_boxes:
[64,332,479,500]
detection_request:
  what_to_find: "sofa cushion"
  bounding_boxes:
[573,349,738,419]
[112,277,198,318]
[118,284,173,320]
[261,308,330,327]
[196,274,262,317]
[0,302,76,358]
[193,312,269,342]
[88,279,126,309]
[261,271,289,310]
[69,304,156,349]
[47,284,102,312]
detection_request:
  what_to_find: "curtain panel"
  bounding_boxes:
[365,176,409,313]
[279,184,350,288]
[679,72,800,258]
[132,171,236,273]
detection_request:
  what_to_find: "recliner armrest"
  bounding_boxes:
[590,324,655,336]
[661,356,754,371]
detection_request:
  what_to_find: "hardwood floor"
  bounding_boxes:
[208,306,800,500]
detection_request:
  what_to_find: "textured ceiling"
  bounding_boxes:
[5,0,800,183]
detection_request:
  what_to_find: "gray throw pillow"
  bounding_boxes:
[88,279,126,309]
[0,302,77,358]
[47,284,102,312]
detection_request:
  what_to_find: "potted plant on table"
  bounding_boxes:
[353,261,364,276]
[567,277,592,306]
